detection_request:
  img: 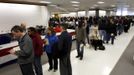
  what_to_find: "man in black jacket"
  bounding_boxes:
[58,23,72,75]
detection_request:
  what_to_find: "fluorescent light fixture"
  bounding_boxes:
[72,4,79,7]
[90,7,95,9]
[49,4,57,7]
[93,4,98,7]
[111,5,115,7]
[98,1,104,4]
[70,1,80,4]
[74,8,79,10]
[40,1,51,4]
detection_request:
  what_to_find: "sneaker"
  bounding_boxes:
[54,69,57,72]
[76,55,80,58]
[48,68,53,71]
[80,57,83,60]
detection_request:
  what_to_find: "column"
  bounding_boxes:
[95,9,99,17]
[106,10,111,16]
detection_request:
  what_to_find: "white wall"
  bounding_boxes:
[88,10,96,17]
[99,10,106,16]
[60,12,77,17]
[0,3,50,34]
[78,11,86,17]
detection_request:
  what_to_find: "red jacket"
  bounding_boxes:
[54,26,62,32]
[30,33,43,56]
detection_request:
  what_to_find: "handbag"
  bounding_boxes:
[99,45,105,50]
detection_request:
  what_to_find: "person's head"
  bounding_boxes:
[110,19,114,24]
[46,27,55,36]
[20,22,27,31]
[11,25,24,39]
[28,27,37,36]
[61,23,68,31]
[78,21,84,28]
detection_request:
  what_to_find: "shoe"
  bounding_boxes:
[76,55,80,58]
[80,57,83,60]
[54,69,57,72]
[48,68,53,71]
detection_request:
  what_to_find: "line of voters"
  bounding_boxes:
[8,15,134,75]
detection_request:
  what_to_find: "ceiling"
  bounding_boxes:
[0,0,134,13]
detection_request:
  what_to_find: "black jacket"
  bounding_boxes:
[58,31,72,58]
[106,23,117,35]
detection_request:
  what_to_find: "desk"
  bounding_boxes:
[0,29,75,65]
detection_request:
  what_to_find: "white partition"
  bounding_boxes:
[99,10,106,16]
[0,3,50,34]
[78,11,86,17]
[60,12,77,17]
[88,10,96,17]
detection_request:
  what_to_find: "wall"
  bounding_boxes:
[99,10,106,16]
[0,3,50,34]
[78,11,86,17]
[60,12,77,17]
[88,10,96,17]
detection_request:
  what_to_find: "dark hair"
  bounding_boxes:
[78,21,84,28]
[28,27,37,33]
[48,27,56,35]
[11,25,24,32]
[61,23,68,30]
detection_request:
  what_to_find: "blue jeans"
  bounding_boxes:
[34,56,43,75]
[99,30,106,42]
[106,33,115,44]
[76,41,84,58]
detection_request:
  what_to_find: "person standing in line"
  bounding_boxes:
[9,25,35,75]
[28,27,43,75]
[44,27,58,72]
[20,22,27,32]
[58,23,72,75]
[84,17,90,45]
[75,21,86,60]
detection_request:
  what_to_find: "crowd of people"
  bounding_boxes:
[8,15,134,75]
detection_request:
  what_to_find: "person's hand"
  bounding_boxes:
[111,33,114,36]
[9,49,15,55]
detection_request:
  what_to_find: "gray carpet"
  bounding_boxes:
[110,36,134,75]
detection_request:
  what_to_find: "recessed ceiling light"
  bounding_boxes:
[90,7,95,9]
[70,1,80,4]
[40,1,51,4]
[93,4,98,7]
[74,8,79,10]
[97,1,104,4]
[49,4,57,7]
[111,5,116,7]
[72,4,79,7]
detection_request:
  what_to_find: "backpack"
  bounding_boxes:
[99,45,105,50]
